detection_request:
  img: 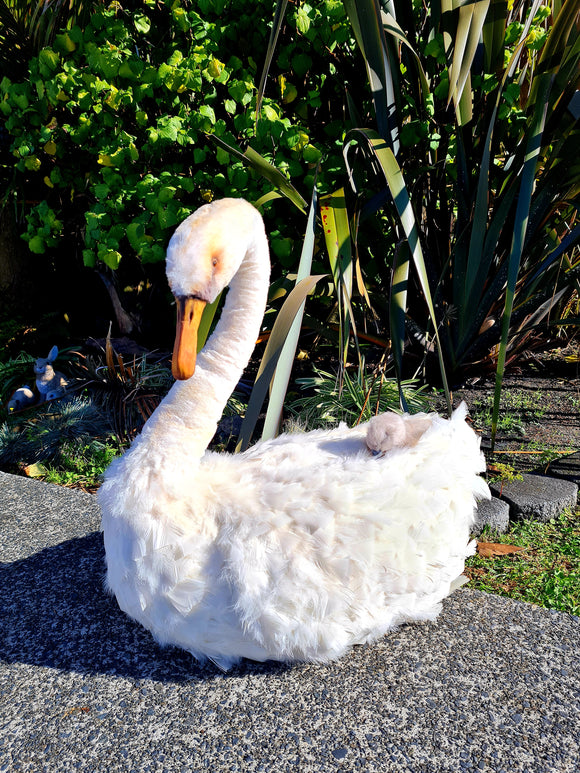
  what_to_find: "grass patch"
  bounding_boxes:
[42,439,121,492]
[466,507,580,615]
[470,388,548,435]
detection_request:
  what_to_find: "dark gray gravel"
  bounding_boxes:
[1,471,579,772]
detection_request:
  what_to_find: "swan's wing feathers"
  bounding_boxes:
[101,393,489,665]
[206,408,489,661]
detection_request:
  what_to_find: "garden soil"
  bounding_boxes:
[444,348,580,475]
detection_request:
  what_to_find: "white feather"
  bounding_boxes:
[99,198,490,668]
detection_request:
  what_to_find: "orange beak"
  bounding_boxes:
[172,295,207,380]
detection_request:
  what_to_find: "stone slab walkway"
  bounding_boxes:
[1,471,579,772]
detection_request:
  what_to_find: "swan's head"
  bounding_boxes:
[166,198,263,380]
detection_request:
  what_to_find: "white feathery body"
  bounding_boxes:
[99,198,490,670]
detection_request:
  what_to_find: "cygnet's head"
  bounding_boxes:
[366,413,407,454]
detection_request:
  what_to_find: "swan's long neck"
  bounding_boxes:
[143,226,270,460]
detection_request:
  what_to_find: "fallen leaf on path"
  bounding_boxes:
[477,542,525,558]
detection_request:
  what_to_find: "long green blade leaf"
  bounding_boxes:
[345,128,452,414]
[447,0,490,121]
[261,186,319,441]
[482,0,508,71]
[462,18,540,337]
[381,10,430,96]
[389,241,411,412]
[491,72,552,448]
[255,0,289,129]
[343,0,399,153]
[210,135,307,213]
[320,189,354,365]
[197,292,222,352]
[527,223,580,285]
[244,147,308,214]
[236,274,327,452]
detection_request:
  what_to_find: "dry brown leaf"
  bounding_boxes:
[477,542,525,558]
[22,463,47,478]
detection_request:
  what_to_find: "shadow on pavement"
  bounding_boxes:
[0,531,292,682]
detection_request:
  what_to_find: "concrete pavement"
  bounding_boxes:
[1,471,578,772]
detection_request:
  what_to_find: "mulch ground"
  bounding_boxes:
[445,347,580,475]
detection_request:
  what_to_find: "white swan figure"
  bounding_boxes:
[99,197,490,670]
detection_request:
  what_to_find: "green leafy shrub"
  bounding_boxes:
[2,1,261,266]
[0,0,355,278]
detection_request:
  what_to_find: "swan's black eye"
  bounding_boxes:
[212,258,218,267]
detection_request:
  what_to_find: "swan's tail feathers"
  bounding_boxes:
[449,574,470,593]
[208,654,236,672]
[452,401,469,422]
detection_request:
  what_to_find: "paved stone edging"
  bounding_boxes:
[490,474,578,522]
[473,450,580,535]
